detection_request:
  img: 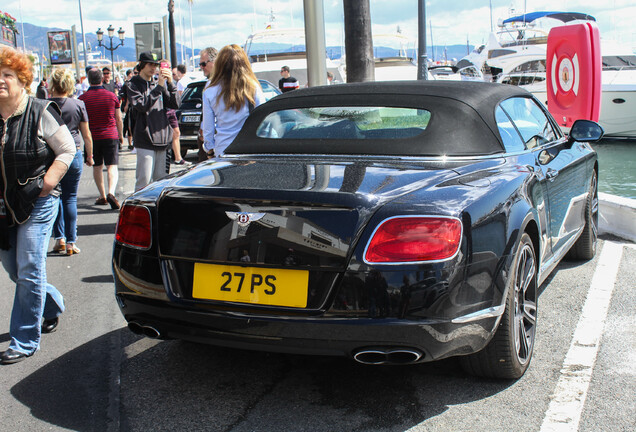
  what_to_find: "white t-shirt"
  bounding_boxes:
[202,83,265,156]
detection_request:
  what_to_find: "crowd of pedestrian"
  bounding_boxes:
[0,41,269,365]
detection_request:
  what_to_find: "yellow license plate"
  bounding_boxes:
[192,263,309,308]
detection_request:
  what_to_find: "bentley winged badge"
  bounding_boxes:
[225,211,266,227]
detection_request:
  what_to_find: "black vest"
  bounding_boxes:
[0,97,58,224]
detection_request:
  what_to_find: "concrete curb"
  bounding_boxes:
[599,193,636,243]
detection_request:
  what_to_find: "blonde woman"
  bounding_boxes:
[48,68,94,255]
[202,44,265,157]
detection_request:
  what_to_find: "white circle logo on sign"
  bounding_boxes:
[558,57,574,92]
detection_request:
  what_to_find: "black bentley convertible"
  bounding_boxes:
[113,81,602,378]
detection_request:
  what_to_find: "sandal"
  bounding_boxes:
[53,238,66,253]
[66,243,81,255]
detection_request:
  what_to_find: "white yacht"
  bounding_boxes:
[244,27,344,87]
[371,31,463,82]
[458,11,636,137]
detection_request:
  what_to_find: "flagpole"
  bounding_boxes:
[178,0,185,65]
[19,0,26,50]
[78,0,88,71]
[188,0,194,71]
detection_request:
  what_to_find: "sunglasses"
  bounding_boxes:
[199,60,210,67]
[103,71,111,74]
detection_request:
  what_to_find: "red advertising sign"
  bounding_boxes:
[47,30,73,65]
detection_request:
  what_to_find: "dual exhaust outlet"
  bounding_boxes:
[128,323,423,365]
[353,347,423,365]
[128,321,162,339]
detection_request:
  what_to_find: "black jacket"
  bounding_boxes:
[126,75,178,150]
[0,97,59,225]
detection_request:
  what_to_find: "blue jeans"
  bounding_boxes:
[0,194,65,355]
[53,149,83,243]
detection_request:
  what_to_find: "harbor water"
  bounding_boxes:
[592,140,636,199]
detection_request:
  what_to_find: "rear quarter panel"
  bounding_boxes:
[345,155,546,320]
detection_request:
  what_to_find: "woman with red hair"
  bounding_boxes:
[0,47,75,364]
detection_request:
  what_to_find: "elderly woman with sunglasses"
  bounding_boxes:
[0,47,75,365]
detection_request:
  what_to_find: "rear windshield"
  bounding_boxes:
[255,107,431,140]
[181,83,204,103]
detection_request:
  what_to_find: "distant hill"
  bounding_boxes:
[16,22,196,64]
[17,21,472,65]
[246,42,472,62]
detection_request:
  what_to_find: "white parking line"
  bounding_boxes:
[540,241,624,432]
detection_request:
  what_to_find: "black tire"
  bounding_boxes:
[566,172,598,261]
[460,233,538,379]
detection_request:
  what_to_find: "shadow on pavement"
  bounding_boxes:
[11,327,514,431]
[10,330,121,432]
[82,275,115,284]
[118,333,515,431]
[77,223,117,237]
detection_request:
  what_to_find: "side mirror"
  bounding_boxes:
[569,119,604,143]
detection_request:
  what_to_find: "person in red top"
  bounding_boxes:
[79,68,123,209]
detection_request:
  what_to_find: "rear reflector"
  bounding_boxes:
[115,205,152,249]
[364,216,462,263]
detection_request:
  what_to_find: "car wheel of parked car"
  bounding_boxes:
[566,172,598,261]
[460,232,537,379]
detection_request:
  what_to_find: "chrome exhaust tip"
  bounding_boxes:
[141,325,161,338]
[386,349,423,364]
[353,348,423,365]
[353,350,387,365]
[127,321,144,335]
[127,322,162,339]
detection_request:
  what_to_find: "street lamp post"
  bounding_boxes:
[96,25,125,70]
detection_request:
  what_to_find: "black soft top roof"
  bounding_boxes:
[229,80,536,157]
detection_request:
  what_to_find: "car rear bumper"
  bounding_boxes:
[178,123,200,149]
[116,293,499,362]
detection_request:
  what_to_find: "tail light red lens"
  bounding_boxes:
[115,205,152,249]
[364,216,462,263]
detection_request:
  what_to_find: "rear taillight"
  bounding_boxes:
[364,216,462,264]
[115,205,152,249]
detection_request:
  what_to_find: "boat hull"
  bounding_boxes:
[532,86,636,138]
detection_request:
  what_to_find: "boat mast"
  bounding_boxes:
[429,19,434,62]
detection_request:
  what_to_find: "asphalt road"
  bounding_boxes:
[1,150,634,432]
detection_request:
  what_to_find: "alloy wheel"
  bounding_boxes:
[513,243,537,365]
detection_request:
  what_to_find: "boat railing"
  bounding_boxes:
[501,36,549,47]
[374,57,415,67]
[250,51,308,63]
[497,27,550,48]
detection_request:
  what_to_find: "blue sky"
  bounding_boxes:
[5,0,636,51]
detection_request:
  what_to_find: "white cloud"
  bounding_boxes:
[5,0,636,51]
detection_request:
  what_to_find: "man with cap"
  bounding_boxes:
[127,51,178,191]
